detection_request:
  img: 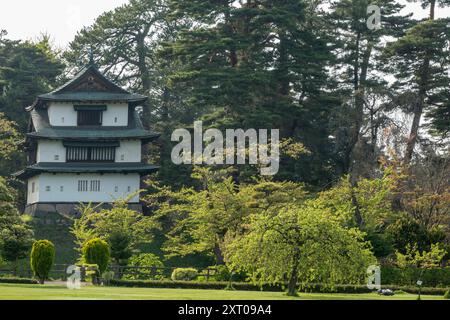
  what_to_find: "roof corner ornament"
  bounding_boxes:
[88,46,96,67]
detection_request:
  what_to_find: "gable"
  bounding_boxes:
[55,66,129,94]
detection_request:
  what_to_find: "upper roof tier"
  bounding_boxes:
[27,107,159,141]
[25,61,159,141]
[27,63,147,111]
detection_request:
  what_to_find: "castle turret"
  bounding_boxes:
[14,62,159,216]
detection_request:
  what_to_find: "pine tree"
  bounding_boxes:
[166,0,338,185]
[384,0,450,163]
[0,33,64,131]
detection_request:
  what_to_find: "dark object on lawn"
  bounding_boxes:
[377,289,395,296]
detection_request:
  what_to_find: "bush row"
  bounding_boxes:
[109,279,281,291]
[109,279,449,296]
[381,266,450,287]
[0,277,38,284]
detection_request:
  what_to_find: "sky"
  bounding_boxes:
[0,0,129,48]
[0,0,449,48]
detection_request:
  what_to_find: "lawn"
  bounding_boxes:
[0,283,444,300]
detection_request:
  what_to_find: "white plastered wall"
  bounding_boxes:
[27,173,140,204]
[115,140,142,162]
[36,139,141,163]
[47,102,129,126]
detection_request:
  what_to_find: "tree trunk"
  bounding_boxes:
[403,0,435,165]
[213,241,225,265]
[287,249,300,296]
[287,268,299,296]
[348,41,373,228]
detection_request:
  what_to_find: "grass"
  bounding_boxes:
[0,283,444,300]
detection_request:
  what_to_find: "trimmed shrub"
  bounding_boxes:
[30,240,55,284]
[82,238,110,274]
[0,277,38,284]
[171,268,198,281]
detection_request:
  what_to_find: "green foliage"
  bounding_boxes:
[30,240,55,284]
[0,224,34,268]
[384,18,450,137]
[0,34,64,131]
[171,268,198,281]
[128,253,163,268]
[381,266,450,287]
[225,204,376,296]
[147,167,307,264]
[315,174,397,231]
[82,238,110,274]
[395,244,447,269]
[0,277,38,284]
[0,112,21,162]
[210,265,231,282]
[71,200,159,264]
[0,33,64,176]
[123,253,164,280]
[386,215,438,254]
[0,178,34,273]
[108,232,133,266]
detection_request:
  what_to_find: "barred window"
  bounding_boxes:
[67,146,115,162]
[77,110,102,126]
[78,180,88,192]
[90,180,101,192]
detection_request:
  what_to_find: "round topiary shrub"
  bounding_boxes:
[30,240,55,284]
[82,238,110,275]
[171,268,198,281]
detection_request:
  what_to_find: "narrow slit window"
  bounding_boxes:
[78,180,88,192]
[90,180,101,192]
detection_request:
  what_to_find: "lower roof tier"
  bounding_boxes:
[14,162,159,180]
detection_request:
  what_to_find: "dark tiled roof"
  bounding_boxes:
[37,92,147,103]
[27,64,147,110]
[14,162,159,179]
[28,108,159,141]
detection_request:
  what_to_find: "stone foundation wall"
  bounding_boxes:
[25,202,143,221]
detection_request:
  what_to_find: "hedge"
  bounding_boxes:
[0,277,38,284]
[381,267,450,287]
[109,279,280,291]
[109,279,449,296]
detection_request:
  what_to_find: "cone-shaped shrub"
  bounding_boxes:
[82,238,110,274]
[30,240,55,284]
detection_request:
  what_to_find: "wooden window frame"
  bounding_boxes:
[66,146,116,163]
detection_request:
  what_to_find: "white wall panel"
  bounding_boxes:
[35,173,140,203]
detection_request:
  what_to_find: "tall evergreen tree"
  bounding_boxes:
[166,0,338,185]
[328,0,410,176]
[0,33,64,131]
[384,0,450,163]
